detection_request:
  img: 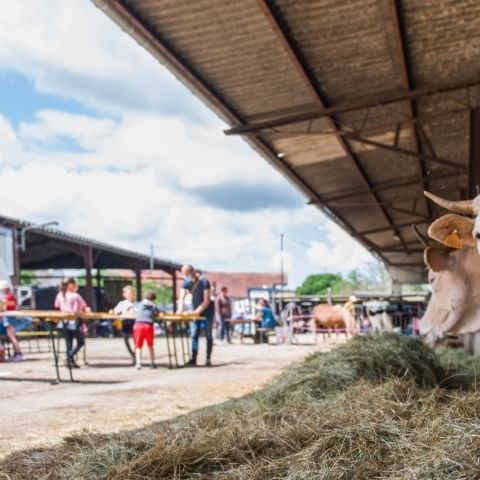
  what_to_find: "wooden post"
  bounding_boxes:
[83,246,94,308]
[172,269,178,313]
[96,268,102,310]
[469,108,480,197]
[12,228,21,287]
[135,269,142,301]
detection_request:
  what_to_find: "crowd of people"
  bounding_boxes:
[0,264,279,366]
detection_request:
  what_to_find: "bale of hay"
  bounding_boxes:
[436,344,480,389]
[2,333,480,480]
[259,333,444,405]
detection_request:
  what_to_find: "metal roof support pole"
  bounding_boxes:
[257,0,409,252]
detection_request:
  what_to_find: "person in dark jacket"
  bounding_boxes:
[178,265,214,366]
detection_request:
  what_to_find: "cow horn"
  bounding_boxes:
[424,191,474,215]
[412,224,430,246]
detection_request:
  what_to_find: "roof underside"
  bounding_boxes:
[0,215,179,272]
[94,0,480,283]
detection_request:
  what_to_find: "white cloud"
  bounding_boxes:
[306,222,374,274]
[19,110,117,150]
[0,115,22,167]
[0,0,208,118]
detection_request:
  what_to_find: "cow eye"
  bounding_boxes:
[476,232,480,240]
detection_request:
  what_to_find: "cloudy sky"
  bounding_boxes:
[0,0,374,287]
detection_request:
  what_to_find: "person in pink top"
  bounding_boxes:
[56,278,90,368]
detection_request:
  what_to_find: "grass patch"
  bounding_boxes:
[2,333,480,479]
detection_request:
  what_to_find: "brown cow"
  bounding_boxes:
[311,304,356,343]
[421,191,480,353]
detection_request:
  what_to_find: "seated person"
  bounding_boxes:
[0,280,31,361]
[254,298,276,343]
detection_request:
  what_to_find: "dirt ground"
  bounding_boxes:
[0,334,341,459]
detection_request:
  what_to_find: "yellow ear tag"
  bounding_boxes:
[443,229,464,249]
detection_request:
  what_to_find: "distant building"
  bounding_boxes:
[205,272,287,298]
[105,270,287,300]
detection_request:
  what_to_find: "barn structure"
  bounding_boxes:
[0,214,180,307]
[94,0,480,285]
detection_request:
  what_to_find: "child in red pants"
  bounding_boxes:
[133,290,159,369]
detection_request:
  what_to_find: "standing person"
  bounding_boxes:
[0,280,27,361]
[111,285,136,361]
[178,265,214,366]
[53,279,67,330]
[133,290,159,370]
[60,278,90,368]
[215,286,232,344]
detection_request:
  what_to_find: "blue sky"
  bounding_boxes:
[0,0,373,287]
[0,71,95,126]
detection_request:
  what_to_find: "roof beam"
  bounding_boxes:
[380,239,423,250]
[342,132,466,171]
[260,106,470,139]
[224,79,480,135]
[388,0,432,218]
[381,247,424,253]
[323,170,464,202]
[359,219,429,236]
[258,0,408,251]
[329,201,428,220]
[389,262,424,267]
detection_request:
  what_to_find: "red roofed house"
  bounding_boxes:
[205,272,286,298]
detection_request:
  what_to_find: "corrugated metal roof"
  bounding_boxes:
[0,214,180,271]
[94,0,480,283]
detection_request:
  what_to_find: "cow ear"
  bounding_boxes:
[427,213,475,249]
[424,246,454,272]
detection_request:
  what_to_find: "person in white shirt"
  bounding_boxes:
[111,285,136,361]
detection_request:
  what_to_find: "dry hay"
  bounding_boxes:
[2,333,480,480]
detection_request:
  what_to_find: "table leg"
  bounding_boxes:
[47,322,61,385]
[171,322,179,368]
[186,322,191,358]
[164,321,173,369]
[179,321,186,366]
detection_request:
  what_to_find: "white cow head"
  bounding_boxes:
[422,191,480,341]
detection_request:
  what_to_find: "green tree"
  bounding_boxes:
[20,270,41,287]
[141,281,172,305]
[295,273,343,295]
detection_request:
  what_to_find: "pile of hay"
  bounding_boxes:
[3,334,480,480]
